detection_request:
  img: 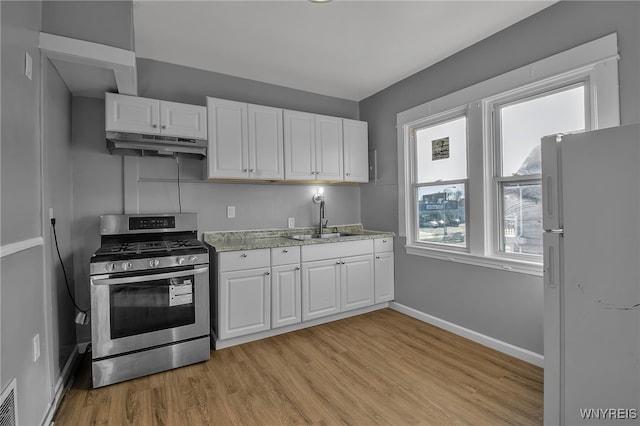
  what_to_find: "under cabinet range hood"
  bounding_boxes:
[106,131,208,158]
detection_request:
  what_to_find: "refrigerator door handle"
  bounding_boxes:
[544,232,562,289]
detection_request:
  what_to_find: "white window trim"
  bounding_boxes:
[398,33,620,276]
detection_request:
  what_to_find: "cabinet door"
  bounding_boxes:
[207,97,249,179]
[315,115,344,181]
[343,119,369,183]
[271,264,302,329]
[160,101,207,139]
[284,110,316,180]
[301,259,340,321]
[374,251,394,303]
[219,268,271,339]
[248,104,284,180]
[105,93,159,134]
[341,254,374,311]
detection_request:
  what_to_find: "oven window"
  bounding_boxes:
[109,276,195,339]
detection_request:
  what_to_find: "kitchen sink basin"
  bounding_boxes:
[287,232,359,241]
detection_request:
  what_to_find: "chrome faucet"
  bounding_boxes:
[319,199,327,235]
[312,188,327,236]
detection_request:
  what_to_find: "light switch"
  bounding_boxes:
[227,206,236,219]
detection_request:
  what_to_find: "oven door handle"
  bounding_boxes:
[91,266,209,286]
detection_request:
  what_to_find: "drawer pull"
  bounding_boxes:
[283,249,289,253]
[382,239,387,243]
[241,253,248,258]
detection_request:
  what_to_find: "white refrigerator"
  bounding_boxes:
[542,123,640,425]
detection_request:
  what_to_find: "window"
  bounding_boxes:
[492,84,587,258]
[412,115,468,249]
[398,33,620,275]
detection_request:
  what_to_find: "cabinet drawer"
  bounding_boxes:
[302,239,373,262]
[218,249,270,272]
[271,246,301,266]
[374,237,393,253]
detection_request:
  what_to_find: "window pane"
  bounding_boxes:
[416,116,467,183]
[500,85,585,176]
[501,181,542,255]
[417,183,466,248]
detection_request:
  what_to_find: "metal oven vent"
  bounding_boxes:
[0,379,18,426]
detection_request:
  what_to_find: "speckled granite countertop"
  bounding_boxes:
[204,224,394,252]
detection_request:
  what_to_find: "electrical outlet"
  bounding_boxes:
[33,334,40,362]
[288,217,295,228]
[25,51,32,80]
[227,206,236,219]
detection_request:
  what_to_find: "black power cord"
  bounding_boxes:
[51,218,90,319]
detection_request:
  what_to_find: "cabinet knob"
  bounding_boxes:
[376,255,381,259]
[243,169,248,172]
[346,173,351,176]
[382,239,387,243]
[161,125,166,129]
[336,261,341,265]
[250,169,255,173]
[283,249,288,253]
[341,261,345,265]
[241,253,248,258]
[295,266,301,270]
[152,124,158,128]
[265,271,270,276]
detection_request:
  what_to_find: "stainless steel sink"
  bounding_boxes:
[287,232,359,241]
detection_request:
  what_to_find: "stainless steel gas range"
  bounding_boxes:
[89,213,210,388]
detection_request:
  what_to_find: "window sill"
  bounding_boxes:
[405,244,543,277]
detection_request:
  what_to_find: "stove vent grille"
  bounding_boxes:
[0,379,18,426]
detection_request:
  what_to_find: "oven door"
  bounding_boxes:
[90,265,209,359]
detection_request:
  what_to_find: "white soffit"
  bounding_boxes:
[40,32,137,98]
[133,0,555,101]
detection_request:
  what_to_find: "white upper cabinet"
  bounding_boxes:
[283,110,316,180]
[343,119,369,183]
[284,111,345,181]
[207,97,284,180]
[105,93,206,139]
[207,97,249,179]
[248,104,284,180]
[160,100,208,139]
[315,114,344,181]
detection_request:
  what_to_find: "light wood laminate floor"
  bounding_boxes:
[53,309,543,425]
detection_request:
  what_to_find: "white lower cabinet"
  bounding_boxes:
[271,264,302,328]
[341,255,374,311]
[216,238,390,343]
[374,237,395,303]
[301,259,342,321]
[218,248,272,340]
[374,252,394,303]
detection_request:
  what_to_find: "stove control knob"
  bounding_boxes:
[121,261,133,271]
[176,257,186,265]
[149,259,160,268]
[189,255,198,263]
[104,263,116,272]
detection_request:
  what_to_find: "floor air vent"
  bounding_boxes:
[0,379,18,426]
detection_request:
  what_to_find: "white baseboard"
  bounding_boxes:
[390,302,544,368]
[41,345,80,425]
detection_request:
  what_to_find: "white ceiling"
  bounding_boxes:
[133,0,554,101]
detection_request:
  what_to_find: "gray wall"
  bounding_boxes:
[0,2,50,425]
[42,57,77,383]
[360,1,640,355]
[71,62,361,344]
[41,0,134,50]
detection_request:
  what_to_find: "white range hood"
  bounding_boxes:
[39,32,137,98]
